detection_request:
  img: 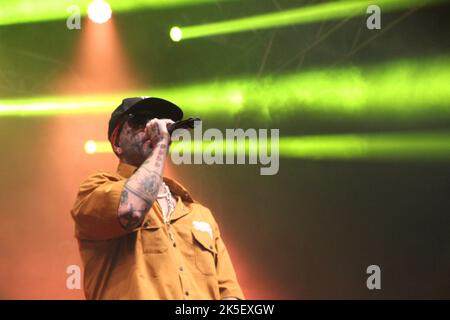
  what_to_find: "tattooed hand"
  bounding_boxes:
[145,118,174,147]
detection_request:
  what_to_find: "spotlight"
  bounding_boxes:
[84,140,97,154]
[88,0,112,24]
[170,26,183,42]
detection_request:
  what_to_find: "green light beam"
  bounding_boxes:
[84,131,450,162]
[1,56,450,123]
[280,132,450,161]
[0,0,236,27]
[171,0,446,41]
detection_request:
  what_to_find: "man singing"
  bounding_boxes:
[71,97,244,300]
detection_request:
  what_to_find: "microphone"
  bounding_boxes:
[167,117,201,135]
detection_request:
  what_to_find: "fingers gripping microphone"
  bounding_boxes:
[167,117,201,134]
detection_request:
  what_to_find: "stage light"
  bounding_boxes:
[84,140,112,154]
[84,140,97,154]
[83,132,450,161]
[170,26,183,42]
[0,0,235,27]
[53,15,140,94]
[2,56,450,122]
[171,0,446,41]
[88,0,112,24]
[280,132,450,161]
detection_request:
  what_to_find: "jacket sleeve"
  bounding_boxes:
[71,172,132,241]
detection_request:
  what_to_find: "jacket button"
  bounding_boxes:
[179,266,184,272]
[185,291,189,296]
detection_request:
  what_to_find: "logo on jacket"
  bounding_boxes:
[192,221,213,240]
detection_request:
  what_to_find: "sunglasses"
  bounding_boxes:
[111,113,158,147]
[124,112,156,130]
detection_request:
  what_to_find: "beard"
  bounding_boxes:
[121,137,154,167]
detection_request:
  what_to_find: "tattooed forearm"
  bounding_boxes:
[124,170,161,204]
[118,142,168,230]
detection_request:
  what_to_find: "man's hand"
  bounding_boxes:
[145,118,174,147]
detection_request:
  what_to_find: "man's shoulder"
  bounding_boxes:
[77,170,122,191]
[189,201,210,212]
[187,201,218,224]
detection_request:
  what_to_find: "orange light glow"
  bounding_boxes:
[52,17,141,95]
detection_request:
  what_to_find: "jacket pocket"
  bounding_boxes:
[192,228,217,276]
[141,227,170,277]
[141,226,169,254]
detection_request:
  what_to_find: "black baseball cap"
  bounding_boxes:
[108,97,183,142]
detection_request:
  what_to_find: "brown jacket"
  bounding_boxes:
[71,162,244,300]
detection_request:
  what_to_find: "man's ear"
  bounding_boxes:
[113,144,122,155]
